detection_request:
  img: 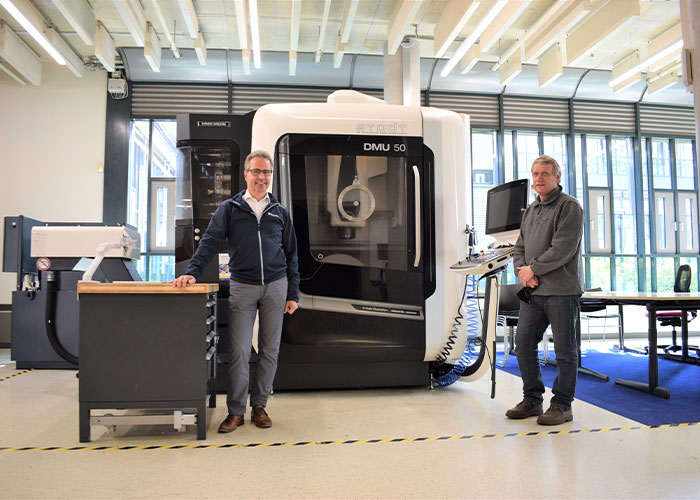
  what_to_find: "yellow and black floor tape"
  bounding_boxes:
[0,421,697,452]
[0,369,33,383]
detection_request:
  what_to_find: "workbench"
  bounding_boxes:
[77,282,218,442]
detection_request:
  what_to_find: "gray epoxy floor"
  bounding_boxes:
[1,347,699,499]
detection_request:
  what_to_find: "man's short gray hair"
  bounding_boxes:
[244,150,273,171]
[532,155,561,177]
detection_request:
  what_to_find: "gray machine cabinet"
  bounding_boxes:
[78,282,218,442]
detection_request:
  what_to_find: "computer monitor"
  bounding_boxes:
[485,178,529,245]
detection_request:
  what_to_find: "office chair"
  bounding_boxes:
[497,284,521,367]
[580,287,625,351]
[498,284,574,369]
[655,264,698,355]
[539,287,611,381]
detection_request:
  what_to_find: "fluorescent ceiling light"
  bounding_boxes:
[149,0,173,44]
[241,48,251,75]
[113,0,146,46]
[334,33,345,69]
[289,50,297,76]
[340,0,359,44]
[315,0,331,63]
[433,0,479,60]
[249,0,261,68]
[441,0,508,77]
[523,0,592,63]
[148,1,181,58]
[499,56,521,86]
[0,21,41,84]
[612,72,640,93]
[493,0,574,71]
[44,27,84,77]
[566,0,640,66]
[480,0,531,53]
[610,39,683,87]
[233,0,248,49]
[0,0,66,65]
[195,31,207,65]
[459,43,480,74]
[144,23,161,72]
[538,44,562,88]
[53,0,94,46]
[386,0,423,55]
[290,0,301,52]
[176,0,199,39]
[95,21,115,72]
[648,72,679,95]
[0,58,26,85]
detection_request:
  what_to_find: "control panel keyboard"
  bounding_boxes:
[450,246,515,275]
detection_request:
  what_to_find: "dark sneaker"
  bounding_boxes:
[505,400,544,419]
[537,405,573,425]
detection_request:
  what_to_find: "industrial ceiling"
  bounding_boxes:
[0,0,691,105]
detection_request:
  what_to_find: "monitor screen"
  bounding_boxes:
[485,179,529,235]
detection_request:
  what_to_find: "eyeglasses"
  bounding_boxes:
[246,169,273,177]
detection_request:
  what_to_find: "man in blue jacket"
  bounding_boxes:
[172,150,299,433]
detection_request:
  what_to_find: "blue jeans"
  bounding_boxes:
[515,294,580,409]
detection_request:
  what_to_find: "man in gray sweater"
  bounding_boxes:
[506,155,584,425]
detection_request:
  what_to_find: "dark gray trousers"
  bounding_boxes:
[515,294,580,409]
[223,277,287,415]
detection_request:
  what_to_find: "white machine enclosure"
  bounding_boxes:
[30,226,140,260]
[251,91,471,384]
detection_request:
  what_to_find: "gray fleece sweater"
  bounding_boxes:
[513,185,584,296]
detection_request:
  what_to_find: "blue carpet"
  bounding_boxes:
[497,349,700,426]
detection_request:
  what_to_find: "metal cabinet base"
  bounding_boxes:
[78,290,217,442]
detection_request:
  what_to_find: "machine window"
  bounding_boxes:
[303,154,409,270]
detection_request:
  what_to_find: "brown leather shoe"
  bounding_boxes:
[251,405,272,428]
[218,414,244,433]
[537,405,573,426]
[505,400,543,420]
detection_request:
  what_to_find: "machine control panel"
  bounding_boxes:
[450,246,515,276]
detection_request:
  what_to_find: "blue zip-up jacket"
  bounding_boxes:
[185,191,300,302]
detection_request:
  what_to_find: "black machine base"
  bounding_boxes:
[273,361,430,390]
[214,359,430,392]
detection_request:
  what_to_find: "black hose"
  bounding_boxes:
[44,272,78,365]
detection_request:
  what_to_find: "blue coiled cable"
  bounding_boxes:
[436,274,482,387]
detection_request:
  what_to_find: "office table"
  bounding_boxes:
[583,291,700,399]
[77,282,218,442]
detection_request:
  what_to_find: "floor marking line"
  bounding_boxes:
[0,369,34,383]
[1,422,697,452]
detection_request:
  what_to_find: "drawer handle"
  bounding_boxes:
[206,330,216,343]
[206,315,216,326]
[206,346,216,360]
[206,300,216,308]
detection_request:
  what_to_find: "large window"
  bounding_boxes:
[611,137,636,254]
[470,128,698,292]
[471,130,498,236]
[127,119,177,281]
[644,137,700,290]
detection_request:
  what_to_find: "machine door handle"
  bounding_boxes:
[413,165,421,268]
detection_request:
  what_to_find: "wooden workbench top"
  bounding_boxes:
[77,281,218,294]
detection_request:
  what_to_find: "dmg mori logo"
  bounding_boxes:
[197,121,231,127]
[363,143,390,152]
